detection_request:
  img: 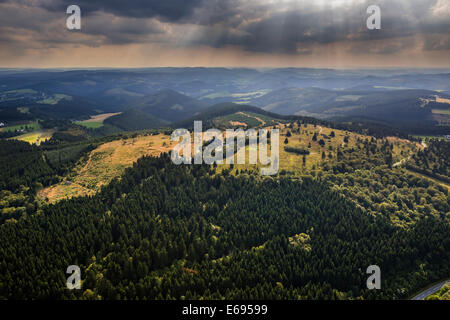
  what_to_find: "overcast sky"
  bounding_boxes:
[0,0,449,68]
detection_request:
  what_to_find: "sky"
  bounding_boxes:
[0,0,449,68]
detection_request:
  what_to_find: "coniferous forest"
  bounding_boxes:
[0,143,449,300]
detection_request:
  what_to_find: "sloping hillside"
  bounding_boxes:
[130,89,209,122]
[173,102,326,129]
[252,88,450,131]
[38,133,174,202]
[104,109,167,131]
[173,102,416,139]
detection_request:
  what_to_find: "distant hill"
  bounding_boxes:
[27,95,101,120]
[129,89,209,123]
[172,103,324,129]
[0,89,104,121]
[251,88,450,132]
[251,87,341,115]
[104,109,167,131]
[1,69,449,135]
[1,69,449,110]
[174,102,425,139]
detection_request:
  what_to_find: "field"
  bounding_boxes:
[75,112,122,128]
[38,94,72,105]
[432,109,450,115]
[3,121,54,145]
[200,90,269,103]
[13,129,54,145]
[1,121,40,132]
[75,121,104,129]
[39,133,174,203]
[436,96,450,104]
[213,111,285,128]
[335,95,362,102]
[4,89,37,94]
[17,107,30,113]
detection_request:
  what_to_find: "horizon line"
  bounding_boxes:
[1,66,450,71]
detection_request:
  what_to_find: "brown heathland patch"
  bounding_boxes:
[81,112,122,123]
[229,121,248,127]
[39,133,174,203]
[218,123,419,175]
[436,96,450,104]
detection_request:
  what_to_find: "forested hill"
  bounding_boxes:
[0,154,448,299]
[0,140,56,192]
[173,103,416,140]
[405,139,450,184]
[172,103,326,129]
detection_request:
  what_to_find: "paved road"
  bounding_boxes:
[411,280,450,300]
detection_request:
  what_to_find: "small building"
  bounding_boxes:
[444,135,450,141]
[0,122,5,127]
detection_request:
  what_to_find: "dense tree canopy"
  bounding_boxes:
[0,153,448,300]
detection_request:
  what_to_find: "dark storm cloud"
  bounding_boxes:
[200,0,449,54]
[79,13,167,45]
[0,0,449,54]
[170,0,449,54]
[0,1,168,47]
[186,2,412,54]
[40,0,205,21]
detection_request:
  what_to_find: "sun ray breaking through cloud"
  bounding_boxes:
[0,0,448,67]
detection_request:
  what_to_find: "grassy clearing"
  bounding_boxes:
[373,86,412,90]
[17,107,30,113]
[2,122,40,132]
[218,123,419,175]
[38,94,71,105]
[75,121,104,129]
[13,129,54,145]
[436,96,450,104]
[200,90,269,103]
[231,90,270,103]
[84,112,122,123]
[214,112,285,128]
[39,121,421,202]
[14,132,41,144]
[39,130,54,143]
[75,112,122,128]
[4,89,37,94]
[432,109,450,115]
[335,95,362,102]
[39,133,175,203]
[201,92,230,99]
